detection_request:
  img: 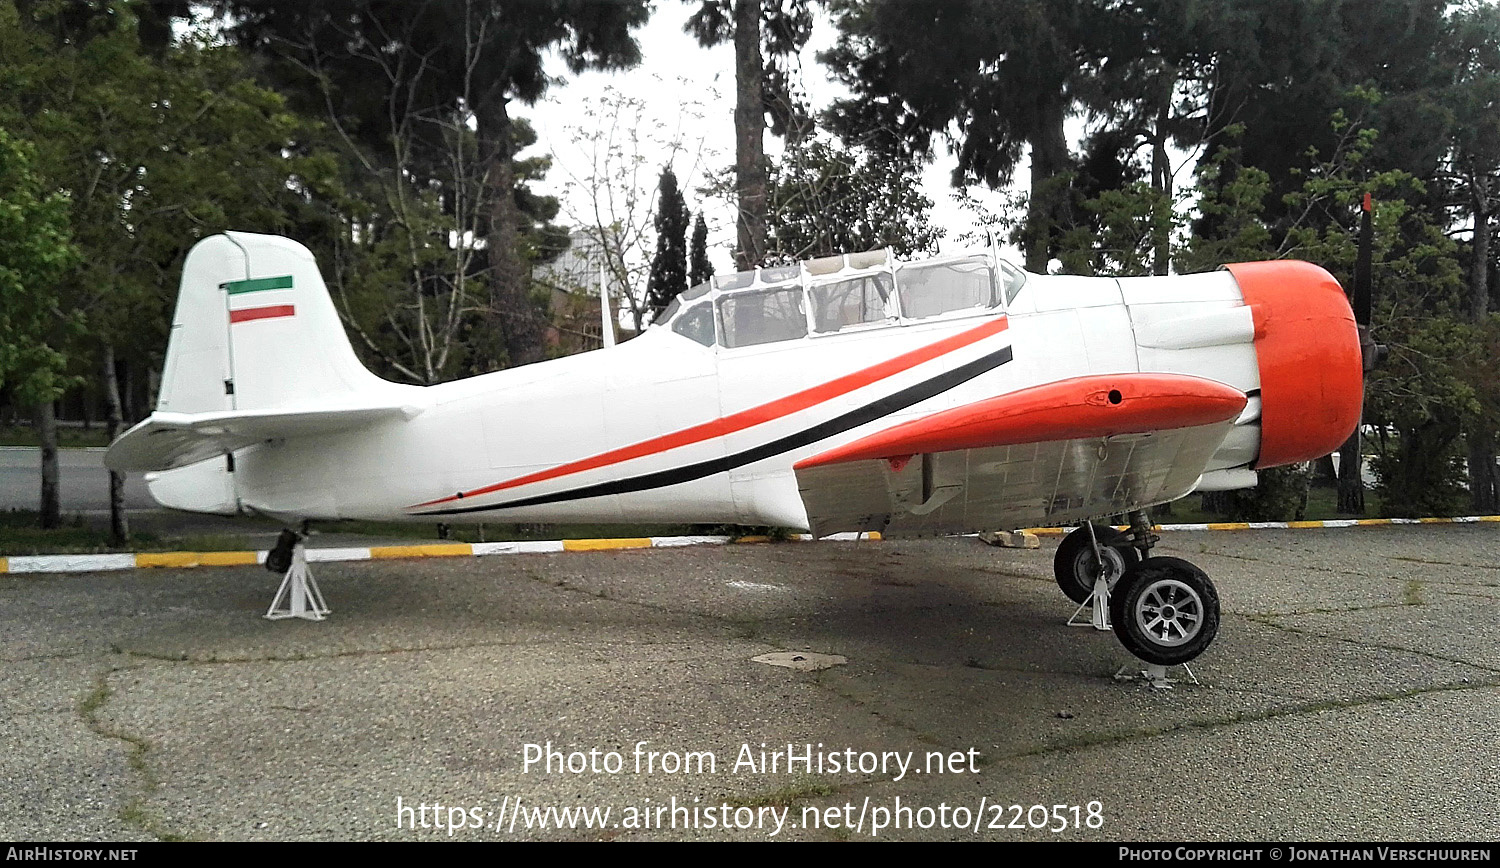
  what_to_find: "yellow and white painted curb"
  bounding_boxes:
[0,532,880,576]
[3,515,1498,576]
[1022,515,1500,536]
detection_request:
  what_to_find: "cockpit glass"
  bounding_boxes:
[998,260,1028,306]
[896,257,997,319]
[717,287,808,348]
[810,273,894,333]
[758,265,800,283]
[671,301,716,347]
[713,270,755,291]
[657,296,683,325]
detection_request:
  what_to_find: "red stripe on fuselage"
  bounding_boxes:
[230,304,296,323]
[410,315,1010,509]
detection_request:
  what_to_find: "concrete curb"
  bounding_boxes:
[1021,515,1500,535]
[0,531,880,575]
[4,515,1499,575]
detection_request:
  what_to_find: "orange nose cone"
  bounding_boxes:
[1224,261,1364,469]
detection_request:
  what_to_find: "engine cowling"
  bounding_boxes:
[1224,260,1364,469]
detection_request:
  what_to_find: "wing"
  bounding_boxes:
[104,403,419,473]
[793,374,1249,537]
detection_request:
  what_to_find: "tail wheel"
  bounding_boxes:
[1109,557,1220,665]
[1053,524,1140,604]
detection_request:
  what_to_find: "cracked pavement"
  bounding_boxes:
[2,525,1498,841]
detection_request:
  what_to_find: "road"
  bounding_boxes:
[2,524,1496,841]
[0,446,154,512]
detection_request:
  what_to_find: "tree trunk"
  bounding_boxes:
[1471,209,1497,513]
[476,91,547,370]
[1336,428,1365,514]
[733,0,766,270]
[1023,96,1069,273]
[1472,208,1491,321]
[1469,433,1499,514]
[103,343,129,545]
[37,399,60,529]
[1150,71,1175,278]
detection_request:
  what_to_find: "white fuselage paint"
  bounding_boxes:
[149,270,1261,530]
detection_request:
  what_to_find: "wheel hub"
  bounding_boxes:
[1075,546,1125,585]
[1134,579,1203,647]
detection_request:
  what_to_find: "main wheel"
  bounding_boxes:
[1053,524,1140,604]
[1109,557,1220,666]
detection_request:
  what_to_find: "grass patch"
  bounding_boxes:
[0,510,255,555]
[0,510,151,555]
[1158,485,1385,524]
[0,424,111,448]
[161,533,255,552]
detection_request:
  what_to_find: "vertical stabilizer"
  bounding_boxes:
[156,232,389,415]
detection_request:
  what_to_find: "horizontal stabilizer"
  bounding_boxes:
[105,403,419,473]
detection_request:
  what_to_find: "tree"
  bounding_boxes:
[1192,0,1454,233]
[323,115,568,383]
[0,128,72,399]
[0,127,75,529]
[554,85,721,332]
[646,167,691,321]
[225,0,649,369]
[765,134,939,262]
[825,0,1104,271]
[2,1,331,537]
[1437,1,1500,512]
[685,0,814,269]
[690,214,715,288]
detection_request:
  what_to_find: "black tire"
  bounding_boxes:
[1109,557,1220,666]
[265,529,298,574]
[1053,524,1140,604]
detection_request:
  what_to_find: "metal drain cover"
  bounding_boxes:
[752,651,848,671]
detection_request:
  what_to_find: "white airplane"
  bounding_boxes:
[106,231,1363,666]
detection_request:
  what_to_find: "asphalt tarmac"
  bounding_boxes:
[2,525,1497,842]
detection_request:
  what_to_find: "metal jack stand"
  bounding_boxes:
[1067,522,1113,631]
[1113,662,1198,690]
[265,538,329,621]
[1067,572,1113,631]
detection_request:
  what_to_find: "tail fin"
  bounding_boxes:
[107,233,418,475]
[157,231,388,414]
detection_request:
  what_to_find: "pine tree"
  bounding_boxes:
[646,167,690,321]
[689,213,714,289]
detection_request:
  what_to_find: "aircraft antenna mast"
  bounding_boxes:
[600,260,616,349]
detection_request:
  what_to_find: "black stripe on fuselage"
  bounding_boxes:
[418,344,1014,516]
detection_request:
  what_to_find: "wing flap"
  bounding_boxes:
[105,404,419,473]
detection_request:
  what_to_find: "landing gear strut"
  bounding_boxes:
[265,528,329,621]
[1053,510,1220,682]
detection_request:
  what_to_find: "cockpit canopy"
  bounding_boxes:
[657,249,1027,349]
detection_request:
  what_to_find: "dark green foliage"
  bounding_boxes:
[646,167,690,321]
[1210,466,1312,523]
[824,0,1116,270]
[690,214,715,289]
[0,128,75,405]
[1,0,323,397]
[222,0,649,372]
[766,135,938,262]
